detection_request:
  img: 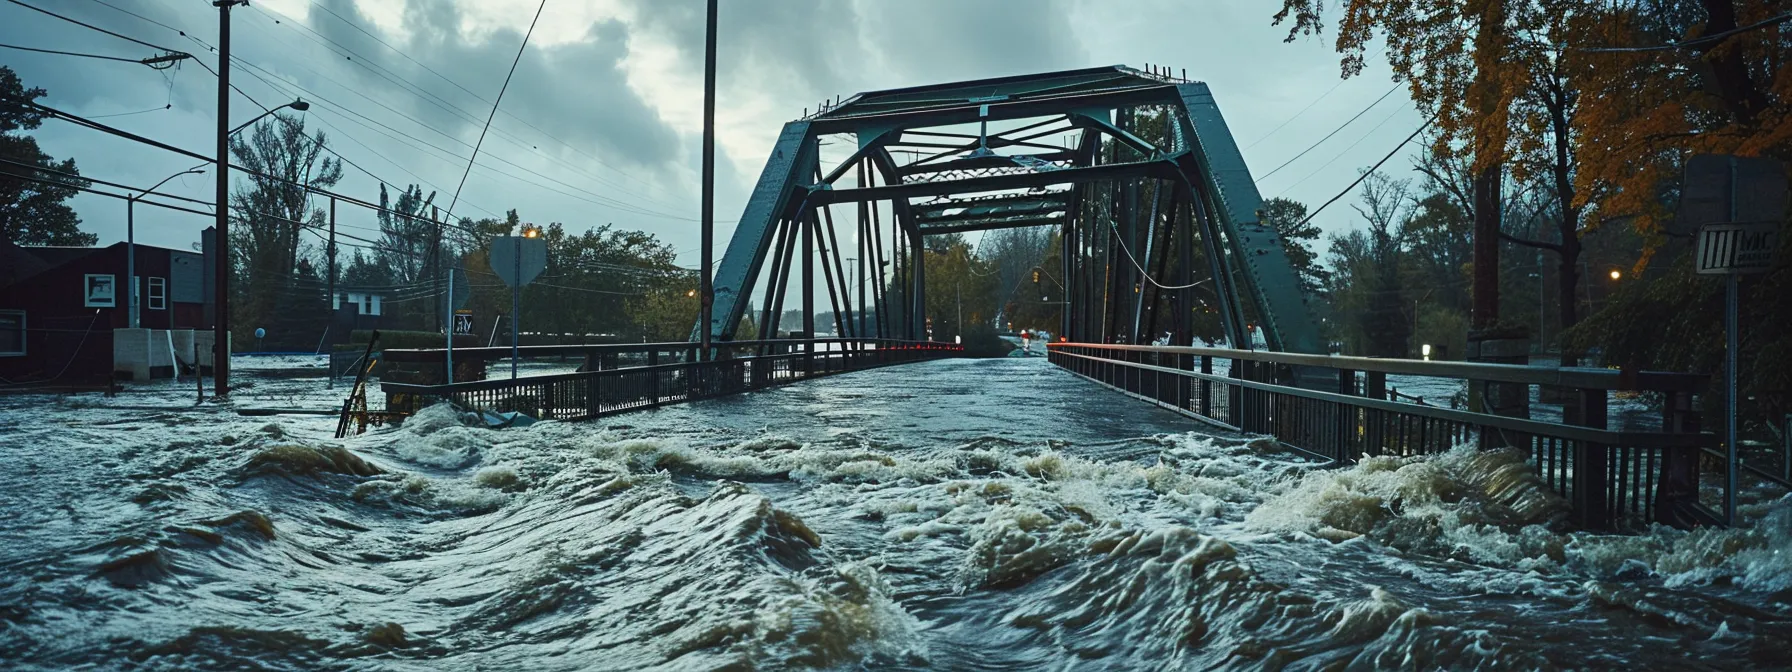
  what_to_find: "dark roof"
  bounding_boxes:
[0,240,59,288]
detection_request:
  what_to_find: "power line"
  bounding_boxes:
[451,0,543,224]
[91,0,705,224]
[87,104,174,119]
[227,50,690,223]
[89,0,182,34]
[1242,78,1346,151]
[69,3,503,221]
[1256,84,1399,181]
[0,156,215,206]
[1580,12,1791,52]
[2,0,190,56]
[0,167,212,217]
[1292,116,1436,231]
[0,42,161,64]
[1275,101,1412,197]
[290,0,679,202]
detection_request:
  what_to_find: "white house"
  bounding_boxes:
[332,288,385,316]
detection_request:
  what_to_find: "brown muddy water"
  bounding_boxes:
[0,358,1788,670]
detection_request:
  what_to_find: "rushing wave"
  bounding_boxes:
[0,359,1787,669]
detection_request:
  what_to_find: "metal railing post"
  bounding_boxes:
[1571,387,1610,529]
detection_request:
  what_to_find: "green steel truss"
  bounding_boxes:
[704,65,1325,358]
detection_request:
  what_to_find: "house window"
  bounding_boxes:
[0,310,23,357]
[148,277,167,310]
[361,295,372,315]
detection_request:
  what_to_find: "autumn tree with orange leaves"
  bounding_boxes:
[1274,0,1524,333]
[1560,0,1792,429]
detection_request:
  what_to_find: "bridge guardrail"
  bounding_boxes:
[380,339,961,422]
[1048,342,1715,531]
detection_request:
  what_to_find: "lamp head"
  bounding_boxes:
[289,100,311,112]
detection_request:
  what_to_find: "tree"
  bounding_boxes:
[228,113,341,345]
[923,234,997,340]
[981,226,1054,327]
[1259,197,1329,294]
[1326,173,1414,357]
[0,66,93,246]
[374,184,437,287]
[1274,0,1522,330]
[1357,173,1414,357]
[1565,0,1787,244]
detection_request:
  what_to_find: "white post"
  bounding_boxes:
[446,267,455,385]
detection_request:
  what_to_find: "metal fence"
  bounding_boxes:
[1048,342,1715,531]
[379,339,960,421]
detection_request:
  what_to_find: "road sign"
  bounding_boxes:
[1676,154,1787,235]
[1696,223,1779,275]
[490,236,547,287]
[452,311,474,336]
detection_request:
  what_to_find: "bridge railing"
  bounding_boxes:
[380,339,960,422]
[1047,342,1715,530]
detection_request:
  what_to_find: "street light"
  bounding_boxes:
[1609,269,1622,281]
[216,97,309,397]
[228,99,310,136]
[128,167,206,329]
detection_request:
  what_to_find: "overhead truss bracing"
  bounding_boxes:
[703,65,1325,366]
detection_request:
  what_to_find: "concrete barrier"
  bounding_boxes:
[113,328,151,381]
[117,328,204,380]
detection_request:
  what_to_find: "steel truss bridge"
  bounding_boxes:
[369,68,1728,532]
[706,65,1322,353]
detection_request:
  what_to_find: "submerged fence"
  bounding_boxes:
[379,339,960,421]
[1048,342,1715,531]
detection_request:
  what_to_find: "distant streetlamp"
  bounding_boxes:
[228,99,311,136]
[128,167,205,329]
[217,98,311,396]
[1609,268,1622,281]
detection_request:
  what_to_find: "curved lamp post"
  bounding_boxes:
[127,167,207,329]
[215,97,308,396]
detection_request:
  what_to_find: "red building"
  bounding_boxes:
[0,231,215,386]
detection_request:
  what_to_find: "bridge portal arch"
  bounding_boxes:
[703,66,1324,357]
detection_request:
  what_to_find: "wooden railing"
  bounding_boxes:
[1048,342,1715,531]
[380,339,961,421]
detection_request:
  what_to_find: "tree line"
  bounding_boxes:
[225,113,701,350]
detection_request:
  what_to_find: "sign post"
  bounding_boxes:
[490,233,547,380]
[1682,154,1786,526]
[442,265,471,384]
[446,267,455,384]
[1696,221,1778,525]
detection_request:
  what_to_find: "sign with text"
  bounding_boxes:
[1696,223,1779,275]
[452,311,474,336]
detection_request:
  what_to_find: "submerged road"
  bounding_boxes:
[0,357,1788,669]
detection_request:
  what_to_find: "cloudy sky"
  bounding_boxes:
[2,0,1426,266]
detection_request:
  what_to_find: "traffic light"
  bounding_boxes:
[1032,269,1040,284]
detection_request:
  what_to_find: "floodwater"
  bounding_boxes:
[0,357,1788,670]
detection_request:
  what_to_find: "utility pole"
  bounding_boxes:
[213,0,247,397]
[698,0,717,360]
[327,197,336,390]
